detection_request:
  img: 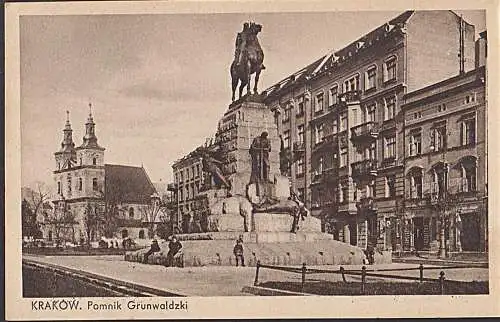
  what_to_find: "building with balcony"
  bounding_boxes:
[171,147,205,233]
[400,65,487,253]
[262,10,482,252]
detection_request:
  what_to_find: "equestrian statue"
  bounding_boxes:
[231,22,265,101]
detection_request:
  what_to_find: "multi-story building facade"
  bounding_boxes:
[171,149,205,233]
[400,65,486,253]
[262,10,481,251]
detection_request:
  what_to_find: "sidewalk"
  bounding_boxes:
[22,255,489,296]
[392,255,488,267]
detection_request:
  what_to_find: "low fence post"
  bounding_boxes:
[254,260,261,286]
[361,266,366,294]
[419,264,424,283]
[340,266,346,283]
[439,271,445,295]
[301,263,307,292]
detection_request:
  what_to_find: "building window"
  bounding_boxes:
[67,177,72,194]
[283,106,291,122]
[180,171,184,182]
[383,56,397,82]
[384,135,396,160]
[92,157,97,165]
[331,119,338,134]
[366,142,376,160]
[385,175,396,197]
[139,230,145,239]
[92,178,98,191]
[283,130,290,149]
[79,158,82,166]
[409,132,422,156]
[57,162,60,170]
[297,125,305,144]
[296,157,305,176]
[57,181,61,195]
[365,103,376,123]
[314,123,324,145]
[315,93,324,113]
[409,171,423,199]
[329,85,338,106]
[365,66,377,91]
[366,182,375,198]
[196,164,200,178]
[437,104,446,112]
[343,74,360,92]
[339,112,347,132]
[431,123,447,152]
[461,116,476,146]
[340,147,348,167]
[384,96,396,121]
[129,207,134,219]
[318,156,324,174]
[464,93,476,105]
[78,178,83,191]
[414,111,422,119]
[296,97,305,117]
[460,159,477,193]
[341,184,349,203]
[431,166,448,199]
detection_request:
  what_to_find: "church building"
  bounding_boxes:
[46,106,160,244]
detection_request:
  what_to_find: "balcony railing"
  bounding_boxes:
[338,90,361,104]
[351,121,378,140]
[351,159,378,177]
[356,197,375,210]
[293,141,306,152]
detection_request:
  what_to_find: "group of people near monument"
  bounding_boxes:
[142,235,183,267]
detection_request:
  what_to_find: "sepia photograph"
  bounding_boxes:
[5,0,498,320]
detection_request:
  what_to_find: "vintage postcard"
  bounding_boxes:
[5,0,500,320]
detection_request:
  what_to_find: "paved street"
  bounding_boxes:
[23,255,489,296]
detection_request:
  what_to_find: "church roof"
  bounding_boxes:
[105,164,157,204]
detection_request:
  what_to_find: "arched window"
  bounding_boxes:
[407,167,423,199]
[139,230,145,239]
[129,207,134,219]
[92,157,97,165]
[459,156,477,193]
[121,229,128,239]
[430,162,448,198]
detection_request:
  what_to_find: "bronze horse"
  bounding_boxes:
[231,23,265,101]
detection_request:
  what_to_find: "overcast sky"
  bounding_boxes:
[20,10,486,188]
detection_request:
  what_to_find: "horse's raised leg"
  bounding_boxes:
[253,68,261,94]
[246,61,252,96]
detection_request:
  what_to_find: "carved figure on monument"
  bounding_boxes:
[230,22,266,101]
[249,131,271,184]
[198,148,231,190]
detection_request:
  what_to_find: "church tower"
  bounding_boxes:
[75,103,106,199]
[54,111,77,200]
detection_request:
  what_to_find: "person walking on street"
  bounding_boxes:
[233,239,245,267]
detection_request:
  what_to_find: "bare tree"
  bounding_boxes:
[83,201,105,245]
[46,200,77,245]
[139,196,164,238]
[25,182,53,223]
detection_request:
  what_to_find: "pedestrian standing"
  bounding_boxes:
[233,239,245,267]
